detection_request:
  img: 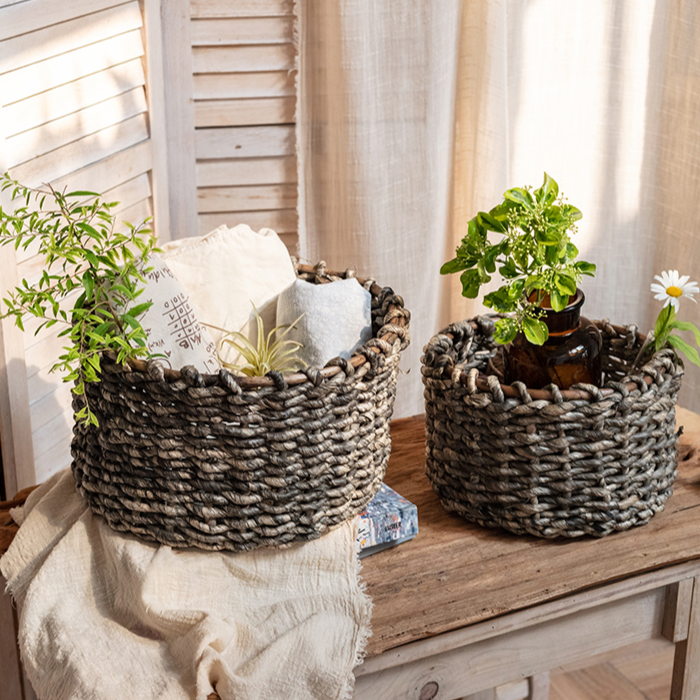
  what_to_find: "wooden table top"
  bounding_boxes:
[3,408,700,664]
[362,406,700,656]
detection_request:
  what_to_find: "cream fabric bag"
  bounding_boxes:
[160,225,297,365]
[137,255,220,373]
[1,471,372,700]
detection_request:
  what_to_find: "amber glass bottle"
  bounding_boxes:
[503,289,603,390]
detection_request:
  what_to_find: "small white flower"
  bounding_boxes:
[651,270,699,311]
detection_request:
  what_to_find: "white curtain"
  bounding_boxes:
[297,0,700,418]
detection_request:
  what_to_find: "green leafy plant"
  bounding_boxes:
[0,173,160,425]
[440,173,596,346]
[207,304,307,377]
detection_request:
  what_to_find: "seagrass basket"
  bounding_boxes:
[421,316,683,538]
[70,263,410,551]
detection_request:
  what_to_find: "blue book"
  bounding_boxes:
[357,483,419,558]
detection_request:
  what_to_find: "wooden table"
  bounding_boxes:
[355,407,700,699]
[3,410,700,700]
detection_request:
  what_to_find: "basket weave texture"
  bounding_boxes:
[421,316,683,538]
[71,264,410,551]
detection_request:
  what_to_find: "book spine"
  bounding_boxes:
[357,504,418,550]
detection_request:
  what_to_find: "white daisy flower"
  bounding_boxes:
[651,270,699,311]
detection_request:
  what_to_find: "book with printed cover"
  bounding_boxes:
[356,483,418,558]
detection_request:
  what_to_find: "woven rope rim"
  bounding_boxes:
[428,317,681,403]
[124,262,410,388]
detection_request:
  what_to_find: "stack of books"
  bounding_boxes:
[356,483,418,558]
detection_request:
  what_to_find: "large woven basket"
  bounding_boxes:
[421,316,683,538]
[71,263,410,551]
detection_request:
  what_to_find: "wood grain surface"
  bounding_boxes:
[361,406,700,656]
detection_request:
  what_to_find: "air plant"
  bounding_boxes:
[207,303,307,377]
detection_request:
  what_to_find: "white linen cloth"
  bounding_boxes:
[0,471,372,700]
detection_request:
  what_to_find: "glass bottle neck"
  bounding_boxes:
[540,289,584,336]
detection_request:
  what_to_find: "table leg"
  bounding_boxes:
[529,672,550,699]
[0,576,24,700]
[671,576,700,699]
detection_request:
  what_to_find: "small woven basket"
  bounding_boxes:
[71,263,410,551]
[421,316,683,538]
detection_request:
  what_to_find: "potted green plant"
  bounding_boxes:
[440,172,601,389]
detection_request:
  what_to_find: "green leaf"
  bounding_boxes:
[554,272,577,296]
[668,320,700,346]
[128,302,152,318]
[508,278,526,301]
[83,250,99,268]
[655,304,675,348]
[477,211,505,233]
[489,199,518,222]
[483,289,515,313]
[465,216,486,244]
[534,172,559,206]
[82,272,94,298]
[476,260,491,284]
[503,187,534,209]
[550,289,569,312]
[522,317,549,345]
[460,269,481,298]
[440,257,473,275]
[566,242,579,260]
[545,245,559,265]
[483,243,503,273]
[560,204,583,221]
[499,258,518,278]
[668,334,700,367]
[535,228,561,246]
[493,318,519,345]
[574,261,596,276]
[525,274,545,294]
[64,190,101,198]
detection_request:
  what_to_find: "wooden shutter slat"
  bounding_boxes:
[0,2,142,74]
[190,0,293,19]
[195,125,295,159]
[1,37,144,114]
[192,44,294,73]
[197,184,296,212]
[197,156,297,187]
[7,88,148,165]
[194,97,295,127]
[191,17,293,45]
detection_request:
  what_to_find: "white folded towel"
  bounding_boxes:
[276,278,372,368]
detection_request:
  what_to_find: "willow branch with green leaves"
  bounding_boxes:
[0,173,161,426]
